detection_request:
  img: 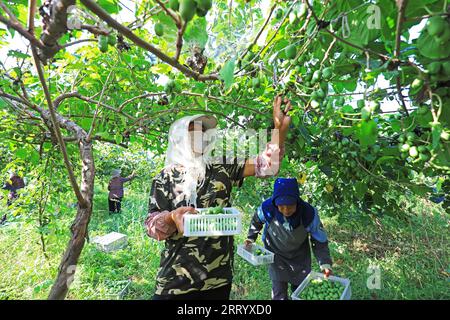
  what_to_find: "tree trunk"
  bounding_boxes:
[47,138,95,300]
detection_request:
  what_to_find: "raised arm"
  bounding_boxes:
[243,95,291,178]
[123,171,137,182]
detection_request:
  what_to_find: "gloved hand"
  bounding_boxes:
[165,206,197,235]
[320,264,332,278]
[244,239,254,249]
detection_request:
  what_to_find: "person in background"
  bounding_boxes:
[1,171,25,224]
[108,169,137,214]
[244,177,333,300]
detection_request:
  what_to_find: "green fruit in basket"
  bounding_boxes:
[301,278,344,300]
[212,206,224,214]
[254,249,264,256]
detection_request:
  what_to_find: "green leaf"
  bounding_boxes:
[7,26,15,38]
[80,118,93,130]
[376,156,396,165]
[298,124,311,144]
[342,8,381,49]
[380,146,400,157]
[0,97,7,109]
[354,181,368,200]
[373,192,387,207]
[440,101,450,127]
[341,105,354,113]
[97,0,120,14]
[15,148,28,159]
[30,149,40,165]
[431,123,442,149]
[219,58,236,90]
[115,133,122,145]
[406,0,441,17]
[341,125,353,136]
[433,144,450,168]
[343,80,357,92]
[195,97,206,108]
[416,29,450,60]
[318,165,332,177]
[183,18,208,49]
[416,111,433,128]
[7,50,30,59]
[409,184,432,196]
[357,120,378,147]
[390,119,401,132]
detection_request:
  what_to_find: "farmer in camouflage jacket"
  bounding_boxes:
[145,95,292,300]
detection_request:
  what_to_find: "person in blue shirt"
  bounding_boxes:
[244,178,333,300]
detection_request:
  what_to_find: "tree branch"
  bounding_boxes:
[404,12,450,22]
[118,92,165,112]
[175,22,187,61]
[27,0,37,33]
[0,0,15,19]
[30,47,87,208]
[60,38,97,48]
[0,91,33,107]
[87,70,114,141]
[237,3,276,63]
[79,0,219,81]
[185,108,245,128]
[80,24,110,35]
[303,0,390,61]
[0,12,45,49]
[394,0,408,58]
[154,0,181,25]
[394,0,410,116]
[236,1,296,75]
[61,134,128,148]
[180,91,266,115]
[53,91,135,120]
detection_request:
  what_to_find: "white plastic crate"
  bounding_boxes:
[92,232,128,252]
[237,243,274,266]
[104,279,132,300]
[183,207,242,237]
[291,271,351,300]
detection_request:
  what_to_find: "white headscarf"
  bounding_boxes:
[164,115,217,207]
[111,169,121,178]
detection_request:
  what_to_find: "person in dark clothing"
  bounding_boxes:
[244,177,333,300]
[1,172,25,224]
[108,169,136,214]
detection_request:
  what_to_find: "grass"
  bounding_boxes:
[0,182,448,300]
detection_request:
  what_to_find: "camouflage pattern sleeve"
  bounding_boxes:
[148,170,172,214]
[145,171,176,240]
[221,157,246,187]
[145,210,176,240]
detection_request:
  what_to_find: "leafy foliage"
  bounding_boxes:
[0,0,449,299]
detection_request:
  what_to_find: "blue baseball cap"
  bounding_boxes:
[274,195,297,206]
